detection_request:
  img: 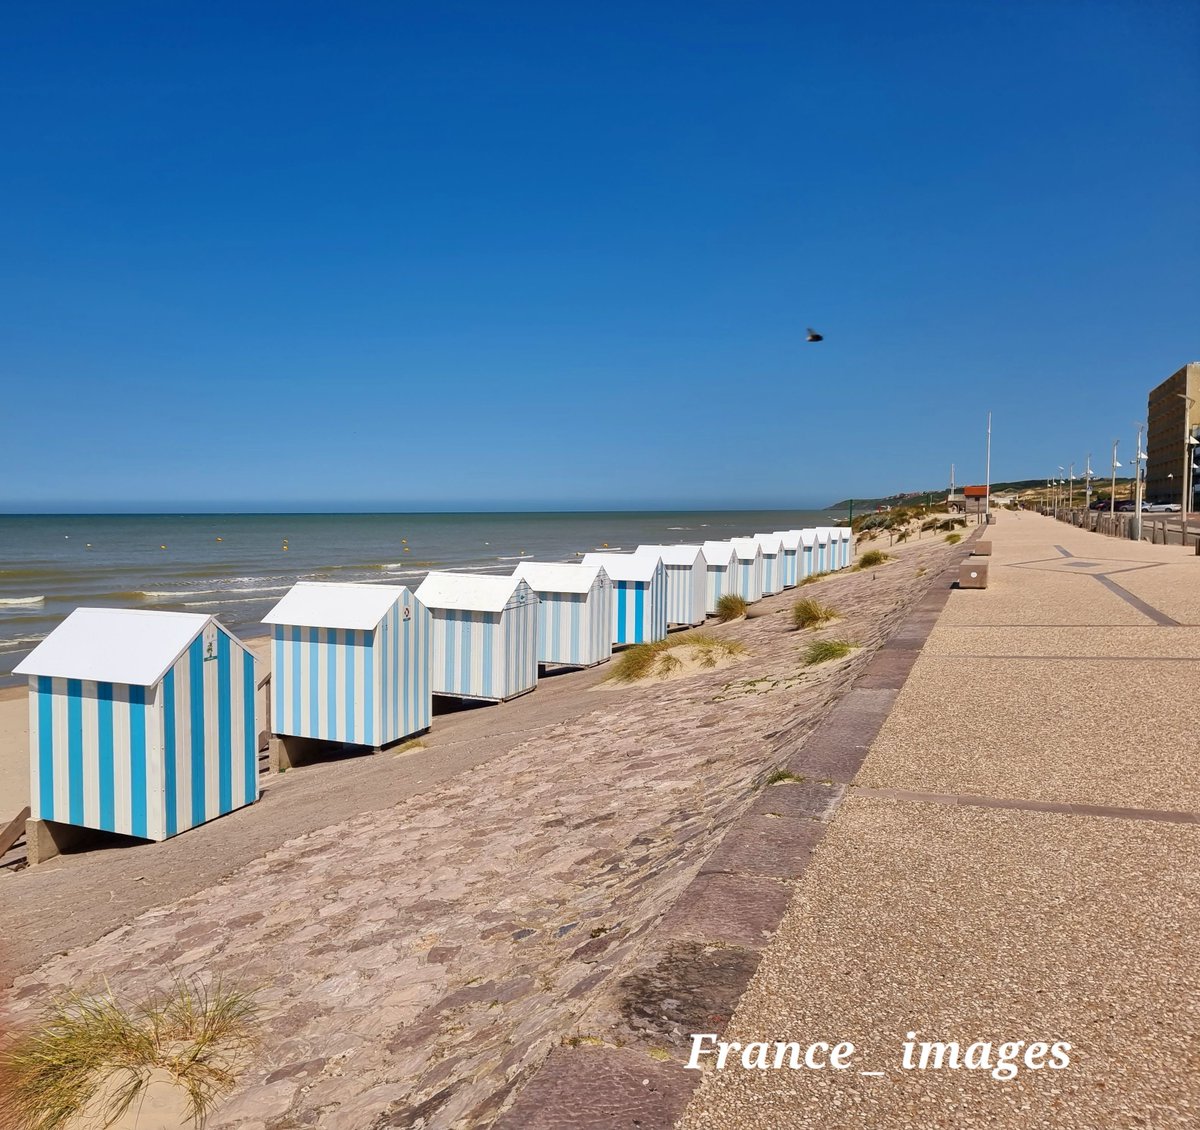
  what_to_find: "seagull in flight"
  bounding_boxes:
[806,328,823,342]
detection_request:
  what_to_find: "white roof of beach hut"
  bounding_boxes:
[416,572,533,612]
[799,530,817,547]
[701,540,738,564]
[580,552,662,582]
[633,544,706,566]
[814,527,833,544]
[772,531,804,550]
[752,533,785,553]
[14,608,243,686]
[513,561,608,593]
[729,537,764,560]
[263,581,410,630]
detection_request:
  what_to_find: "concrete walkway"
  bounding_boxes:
[677,512,1199,1129]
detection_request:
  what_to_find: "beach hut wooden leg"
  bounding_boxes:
[25,818,89,866]
[269,734,303,773]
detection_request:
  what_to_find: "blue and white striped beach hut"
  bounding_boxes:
[512,561,613,668]
[837,527,854,569]
[633,545,707,627]
[264,582,431,750]
[814,528,834,572]
[772,531,803,588]
[821,526,845,570]
[416,573,539,701]
[700,541,738,614]
[799,529,817,578]
[14,608,261,843]
[729,539,765,603]
[751,534,786,595]
[580,553,668,645]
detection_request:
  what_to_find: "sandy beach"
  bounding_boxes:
[1,529,959,1127]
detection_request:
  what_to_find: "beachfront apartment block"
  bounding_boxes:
[1145,362,1200,506]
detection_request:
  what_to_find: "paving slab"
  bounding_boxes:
[677,795,1200,1130]
[923,624,1200,659]
[858,655,1200,810]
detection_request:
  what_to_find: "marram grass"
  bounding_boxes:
[607,632,747,683]
[791,597,838,630]
[945,533,963,544]
[2,978,258,1130]
[802,638,856,666]
[714,593,749,622]
[855,549,890,569]
[798,571,832,587]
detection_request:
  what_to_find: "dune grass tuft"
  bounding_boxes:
[764,768,806,785]
[791,597,838,630]
[714,593,749,622]
[798,571,832,586]
[2,978,259,1130]
[802,638,856,666]
[855,549,890,569]
[945,533,962,544]
[607,632,747,683]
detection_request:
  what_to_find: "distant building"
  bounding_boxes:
[1146,363,1200,505]
[962,485,989,514]
[949,486,988,513]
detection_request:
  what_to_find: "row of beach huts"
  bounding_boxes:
[14,527,852,853]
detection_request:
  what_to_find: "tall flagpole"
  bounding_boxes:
[984,412,992,523]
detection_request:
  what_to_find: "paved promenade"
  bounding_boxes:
[679,512,1199,1128]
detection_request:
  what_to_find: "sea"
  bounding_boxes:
[0,510,844,683]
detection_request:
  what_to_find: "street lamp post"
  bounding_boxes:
[1068,463,1075,512]
[1132,423,1146,541]
[1084,454,1093,514]
[1109,441,1120,521]
[984,411,992,524]
[1178,393,1196,544]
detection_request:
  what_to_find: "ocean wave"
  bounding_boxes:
[666,527,693,531]
[138,583,291,601]
[0,635,46,651]
[181,596,278,608]
[0,595,45,606]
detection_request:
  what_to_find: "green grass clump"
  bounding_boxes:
[715,593,749,622]
[791,597,838,630]
[802,638,855,666]
[856,549,890,569]
[945,533,962,544]
[2,978,258,1130]
[799,571,832,586]
[607,632,747,683]
[764,768,806,785]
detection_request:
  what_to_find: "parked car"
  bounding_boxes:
[1144,502,1182,512]
[1114,501,1137,512]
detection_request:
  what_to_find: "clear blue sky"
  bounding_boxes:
[3,1,1197,511]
